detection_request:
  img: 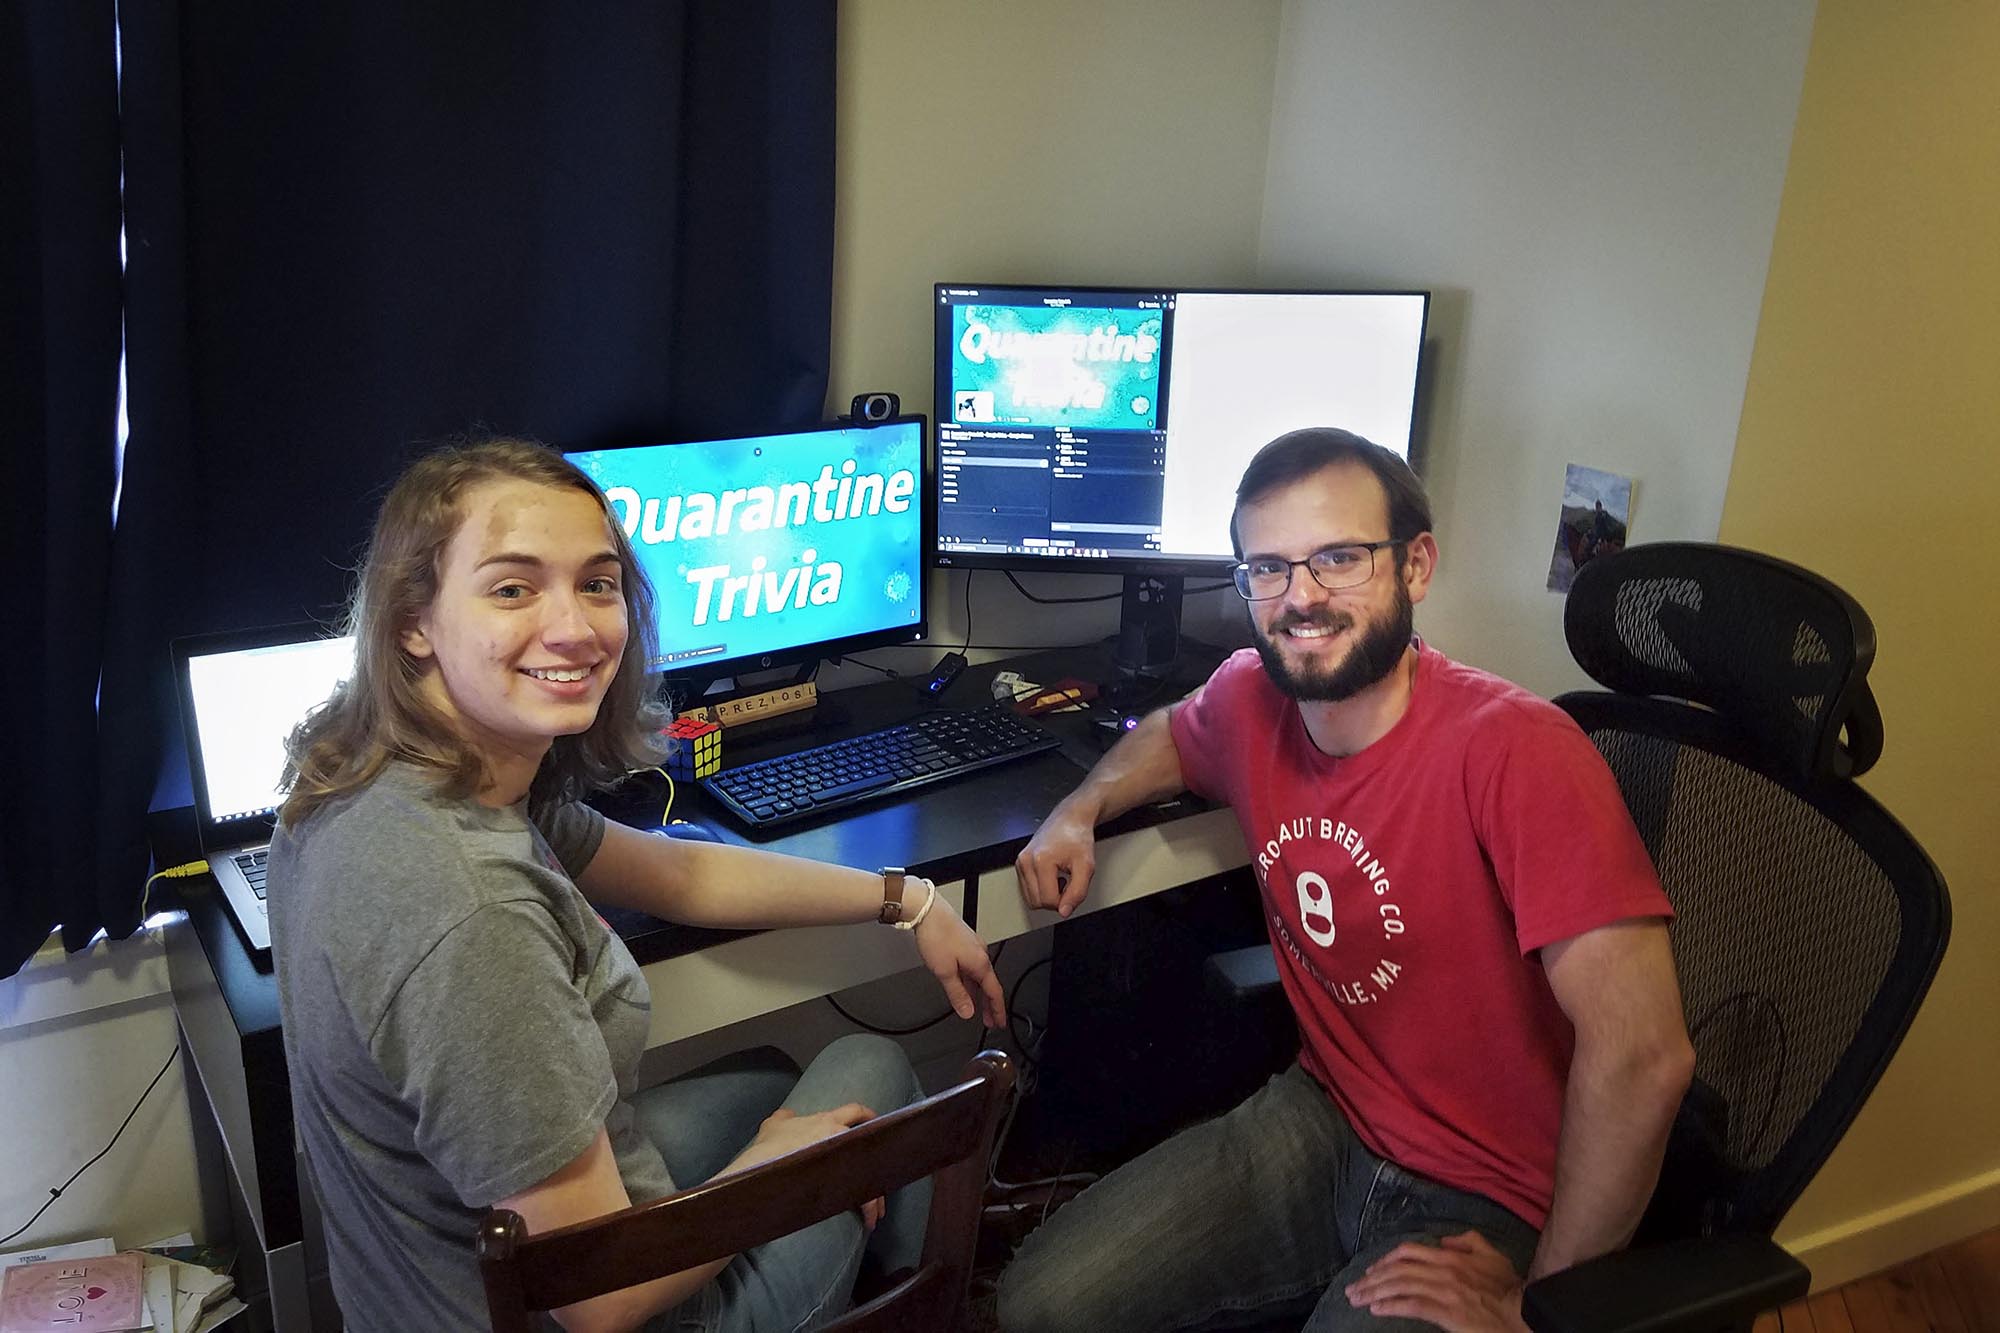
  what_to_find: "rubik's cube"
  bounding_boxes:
[664,716,723,781]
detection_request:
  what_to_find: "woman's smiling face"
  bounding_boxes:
[403,477,629,792]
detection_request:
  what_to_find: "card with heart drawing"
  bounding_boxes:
[0,1251,148,1333]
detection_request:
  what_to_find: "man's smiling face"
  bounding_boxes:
[1235,461,1422,703]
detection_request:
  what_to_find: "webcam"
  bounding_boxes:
[850,391,900,425]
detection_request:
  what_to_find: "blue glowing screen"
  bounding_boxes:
[567,421,925,671]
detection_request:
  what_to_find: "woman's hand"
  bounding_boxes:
[910,886,1007,1026]
[724,1104,886,1229]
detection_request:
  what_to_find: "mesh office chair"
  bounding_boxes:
[1522,542,1952,1331]
[479,1051,1015,1333]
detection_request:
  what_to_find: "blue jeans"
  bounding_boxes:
[632,1033,929,1333]
[997,1063,1539,1333]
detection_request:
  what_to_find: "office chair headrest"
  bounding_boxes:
[1564,542,1882,782]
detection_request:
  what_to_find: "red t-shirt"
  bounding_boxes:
[1169,641,1669,1228]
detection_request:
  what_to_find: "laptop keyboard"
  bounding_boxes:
[701,704,1063,831]
[235,848,270,901]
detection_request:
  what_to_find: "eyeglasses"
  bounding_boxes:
[1231,540,1400,600]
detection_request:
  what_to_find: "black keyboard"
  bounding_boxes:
[701,704,1064,830]
[235,848,270,900]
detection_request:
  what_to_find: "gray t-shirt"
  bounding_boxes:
[269,763,674,1331]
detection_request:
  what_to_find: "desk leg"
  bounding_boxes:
[266,1241,313,1333]
[175,1025,330,1332]
[178,1028,235,1248]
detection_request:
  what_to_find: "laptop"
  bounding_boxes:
[171,625,357,955]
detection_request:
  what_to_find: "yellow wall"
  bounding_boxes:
[1724,0,2000,1272]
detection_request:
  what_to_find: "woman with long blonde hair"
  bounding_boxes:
[273,437,1005,1332]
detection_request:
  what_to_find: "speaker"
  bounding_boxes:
[850,391,900,424]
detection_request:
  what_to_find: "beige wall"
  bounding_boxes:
[0,932,207,1253]
[1723,0,2000,1283]
[827,0,1283,658]
[1257,0,1812,698]
[826,0,1998,1284]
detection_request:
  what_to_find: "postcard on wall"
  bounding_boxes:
[1546,463,1633,594]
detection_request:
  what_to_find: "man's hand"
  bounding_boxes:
[910,889,1007,1025]
[1013,704,1186,917]
[1343,1231,1530,1332]
[725,1104,886,1229]
[1015,805,1097,917]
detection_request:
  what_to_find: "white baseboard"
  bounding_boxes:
[1777,1163,2000,1291]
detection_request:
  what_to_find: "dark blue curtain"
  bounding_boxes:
[2,2,838,978]
[0,3,126,977]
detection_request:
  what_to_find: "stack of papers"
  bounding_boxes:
[0,1239,243,1333]
[0,1249,145,1332]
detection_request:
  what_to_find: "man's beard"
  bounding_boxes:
[1248,578,1414,703]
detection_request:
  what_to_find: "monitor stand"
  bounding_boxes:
[1104,574,1183,708]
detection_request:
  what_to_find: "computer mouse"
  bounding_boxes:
[651,820,722,843]
[1092,709,1144,737]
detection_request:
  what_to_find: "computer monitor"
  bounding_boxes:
[933,283,1428,674]
[178,628,358,827]
[565,417,930,690]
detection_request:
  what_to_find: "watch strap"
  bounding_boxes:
[876,867,907,925]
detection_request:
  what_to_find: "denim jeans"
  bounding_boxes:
[632,1032,929,1333]
[997,1063,1539,1333]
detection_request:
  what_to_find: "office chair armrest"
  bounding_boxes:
[1201,949,1814,1332]
[1522,1234,1809,1333]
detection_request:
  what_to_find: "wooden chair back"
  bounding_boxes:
[480,1049,1015,1332]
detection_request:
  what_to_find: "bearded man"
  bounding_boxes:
[998,428,1694,1333]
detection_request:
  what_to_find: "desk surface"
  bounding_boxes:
[171,642,1234,1042]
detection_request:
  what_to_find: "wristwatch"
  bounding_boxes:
[876,867,907,925]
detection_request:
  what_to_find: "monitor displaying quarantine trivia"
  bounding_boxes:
[566,418,929,677]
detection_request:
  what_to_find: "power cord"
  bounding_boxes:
[1005,955,1053,1076]
[1002,570,1235,603]
[0,1047,182,1247]
[823,940,1011,1037]
[839,656,901,680]
[140,860,211,920]
[844,574,1238,657]
[644,767,678,824]
[862,641,1082,654]
[1001,570,1123,605]
[825,993,960,1037]
[830,655,942,703]
[961,570,975,652]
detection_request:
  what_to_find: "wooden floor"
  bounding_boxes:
[1757,1227,2000,1331]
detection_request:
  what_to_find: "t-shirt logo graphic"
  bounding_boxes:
[1295,870,1336,947]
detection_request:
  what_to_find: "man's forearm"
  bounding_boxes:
[1053,706,1188,827]
[1529,1038,1692,1278]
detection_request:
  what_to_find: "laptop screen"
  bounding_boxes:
[185,634,357,825]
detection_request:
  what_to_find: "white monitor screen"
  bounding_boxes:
[933,284,1427,569]
[187,635,356,823]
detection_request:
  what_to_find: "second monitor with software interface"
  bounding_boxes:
[933,283,1429,673]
